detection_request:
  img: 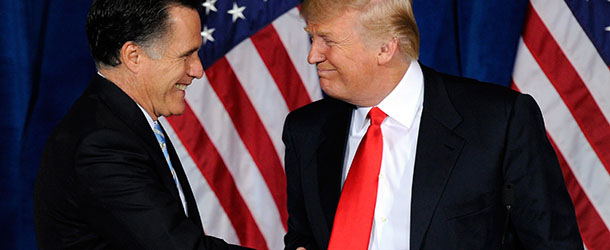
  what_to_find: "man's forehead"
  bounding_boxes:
[304,21,337,37]
[304,9,358,35]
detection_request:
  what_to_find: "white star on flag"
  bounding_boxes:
[201,25,215,44]
[201,0,217,15]
[227,2,246,23]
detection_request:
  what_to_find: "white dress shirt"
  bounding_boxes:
[342,61,424,250]
[97,72,189,216]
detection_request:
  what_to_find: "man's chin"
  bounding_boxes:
[319,79,334,91]
[164,103,187,117]
[320,85,342,100]
[319,87,360,106]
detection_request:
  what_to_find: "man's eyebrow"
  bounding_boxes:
[304,26,331,37]
[180,47,199,58]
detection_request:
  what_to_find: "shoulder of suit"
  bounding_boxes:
[288,97,353,120]
[425,67,521,105]
[50,83,129,145]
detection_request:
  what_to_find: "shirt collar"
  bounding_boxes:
[137,104,157,132]
[353,60,424,131]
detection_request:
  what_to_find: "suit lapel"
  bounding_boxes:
[305,99,353,248]
[92,75,183,205]
[161,125,204,230]
[410,66,464,250]
[317,113,352,227]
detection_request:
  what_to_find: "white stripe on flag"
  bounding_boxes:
[512,39,610,229]
[531,0,610,123]
[185,76,286,250]
[225,39,289,163]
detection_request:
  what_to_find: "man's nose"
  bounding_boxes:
[307,38,326,65]
[188,54,204,79]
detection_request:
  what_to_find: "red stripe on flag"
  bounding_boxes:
[205,57,289,230]
[250,24,312,111]
[548,136,610,250]
[167,106,268,250]
[522,3,610,174]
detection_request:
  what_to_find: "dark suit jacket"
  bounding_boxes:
[34,75,249,250]
[282,65,583,250]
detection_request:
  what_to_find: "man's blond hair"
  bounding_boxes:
[301,0,419,60]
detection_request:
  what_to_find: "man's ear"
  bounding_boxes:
[120,41,144,73]
[377,37,399,65]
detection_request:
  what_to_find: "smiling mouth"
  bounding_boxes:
[175,84,188,90]
[317,68,336,74]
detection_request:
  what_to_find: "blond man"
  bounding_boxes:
[282,0,582,249]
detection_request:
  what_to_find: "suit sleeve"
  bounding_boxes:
[283,115,319,250]
[502,94,583,249]
[74,129,250,250]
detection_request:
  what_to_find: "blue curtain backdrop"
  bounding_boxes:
[0,0,528,249]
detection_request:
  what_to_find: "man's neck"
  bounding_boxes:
[98,67,157,121]
[365,60,411,106]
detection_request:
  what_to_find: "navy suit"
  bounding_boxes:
[282,65,583,250]
[34,75,250,250]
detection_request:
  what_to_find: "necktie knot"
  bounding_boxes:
[368,107,387,126]
[153,122,165,141]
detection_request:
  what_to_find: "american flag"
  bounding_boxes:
[160,0,321,249]
[147,0,610,249]
[512,0,610,249]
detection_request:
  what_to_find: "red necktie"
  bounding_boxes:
[328,107,387,250]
